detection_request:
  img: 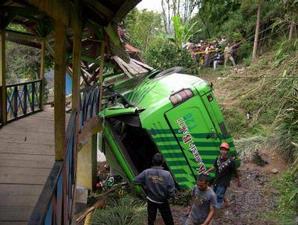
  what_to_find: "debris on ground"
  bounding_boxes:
[252,150,269,166]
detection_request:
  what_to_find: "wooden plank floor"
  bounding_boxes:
[0,106,55,225]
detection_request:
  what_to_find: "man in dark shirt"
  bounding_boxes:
[205,142,240,208]
[134,153,175,225]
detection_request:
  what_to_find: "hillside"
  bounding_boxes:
[195,49,298,225]
[153,49,298,225]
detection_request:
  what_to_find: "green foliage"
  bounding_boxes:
[191,0,242,39]
[144,36,196,72]
[273,39,298,66]
[171,15,200,48]
[274,81,298,162]
[124,9,162,52]
[91,195,146,225]
[271,170,298,225]
[6,23,53,84]
[6,42,41,84]
[7,23,27,32]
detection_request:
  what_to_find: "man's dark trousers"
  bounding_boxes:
[147,200,174,225]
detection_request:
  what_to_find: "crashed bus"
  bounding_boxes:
[99,67,237,189]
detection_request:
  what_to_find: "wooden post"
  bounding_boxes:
[39,40,45,110]
[71,17,82,217]
[72,24,81,114]
[54,21,66,161]
[0,30,7,125]
[91,134,97,191]
[98,40,105,111]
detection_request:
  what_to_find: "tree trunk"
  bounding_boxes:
[289,19,294,40]
[173,0,177,17]
[183,0,189,23]
[161,0,169,33]
[177,0,181,16]
[167,0,171,34]
[252,3,261,62]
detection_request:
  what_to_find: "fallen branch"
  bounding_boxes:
[76,182,128,223]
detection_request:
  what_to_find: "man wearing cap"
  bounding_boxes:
[205,142,241,208]
[134,153,175,225]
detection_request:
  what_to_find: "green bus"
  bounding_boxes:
[99,67,236,189]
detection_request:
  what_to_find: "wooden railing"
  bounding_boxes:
[0,86,3,127]
[29,85,100,225]
[29,111,77,225]
[6,79,43,122]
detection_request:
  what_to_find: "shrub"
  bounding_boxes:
[91,195,146,225]
[143,37,197,73]
[237,42,252,63]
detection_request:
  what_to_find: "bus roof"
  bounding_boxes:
[123,73,210,109]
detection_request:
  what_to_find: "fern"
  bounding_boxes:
[91,195,146,225]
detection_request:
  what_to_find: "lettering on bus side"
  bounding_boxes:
[177,117,206,174]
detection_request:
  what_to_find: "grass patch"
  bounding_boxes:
[222,107,247,138]
[270,170,298,225]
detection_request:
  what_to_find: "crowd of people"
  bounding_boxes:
[184,38,240,70]
[134,142,240,225]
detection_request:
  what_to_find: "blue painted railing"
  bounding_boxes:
[6,79,43,122]
[28,85,100,225]
[29,112,76,225]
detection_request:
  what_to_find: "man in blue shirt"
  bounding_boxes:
[134,153,175,225]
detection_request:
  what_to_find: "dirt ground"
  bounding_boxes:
[155,149,287,225]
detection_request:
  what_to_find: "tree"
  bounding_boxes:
[192,0,242,39]
[252,1,261,61]
[282,0,298,40]
[161,0,199,34]
[124,9,162,53]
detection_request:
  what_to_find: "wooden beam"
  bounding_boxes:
[0,30,7,124]
[84,0,113,20]
[5,30,44,42]
[30,0,70,26]
[113,0,141,23]
[78,116,102,147]
[39,40,45,110]
[54,20,66,161]
[71,23,82,113]
[2,6,45,22]
[6,38,41,48]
